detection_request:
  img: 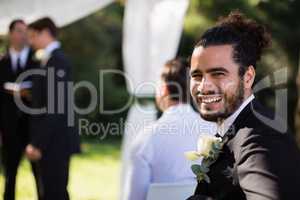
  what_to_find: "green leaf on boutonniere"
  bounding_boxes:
[201,160,210,168]
[192,164,211,184]
[212,142,222,151]
[196,172,211,184]
[203,174,211,183]
[191,164,203,174]
[200,164,210,173]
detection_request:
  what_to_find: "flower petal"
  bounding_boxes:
[184,151,200,161]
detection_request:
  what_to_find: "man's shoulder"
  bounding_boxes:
[49,49,70,65]
[52,48,69,61]
[0,53,11,74]
[228,99,297,160]
[232,116,290,147]
[130,113,187,156]
[229,120,298,165]
[232,125,287,147]
[0,52,9,63]
[234,99,289,139]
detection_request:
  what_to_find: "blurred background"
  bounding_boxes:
[1,0,300,199]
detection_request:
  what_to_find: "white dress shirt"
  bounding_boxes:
[122,104,217,200]
[217,94,255,137]
[44,41,61,56]
[9,46,30,72]
[36,41,61,67]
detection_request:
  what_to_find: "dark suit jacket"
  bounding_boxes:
[187,99,300,200]
[0,48,36,140]
[30,48,80,157]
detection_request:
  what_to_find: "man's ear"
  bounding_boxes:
[161,84,169,97]
[41,29,50,37]
[243,65,255,89]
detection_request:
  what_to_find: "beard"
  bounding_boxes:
[197,80,245,122]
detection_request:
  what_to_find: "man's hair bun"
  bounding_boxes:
[196,10,271,75]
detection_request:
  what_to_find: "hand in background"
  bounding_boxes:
[5,89,32,101]
[20,89,32,101]
[26,144,42,161]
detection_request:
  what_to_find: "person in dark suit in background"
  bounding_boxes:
[187,11,300,200]
[26,17,80,200]
[0,19,40,200]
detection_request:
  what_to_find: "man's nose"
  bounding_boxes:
[197,77,215,94]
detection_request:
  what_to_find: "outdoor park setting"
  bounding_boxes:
[1,0,300,200]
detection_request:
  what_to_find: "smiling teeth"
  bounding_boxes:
[202,97,221,103]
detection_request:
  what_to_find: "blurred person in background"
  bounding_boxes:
[0,19,40,200]
[27,17,80,200]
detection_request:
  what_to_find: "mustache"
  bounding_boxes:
[195,91,222,96]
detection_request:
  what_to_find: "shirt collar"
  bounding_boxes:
[217,94,255,137]
[44,41,61,56]
[9,46,30,68]
[9,46,29,57]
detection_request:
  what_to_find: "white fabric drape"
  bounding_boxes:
[120,0,189,198]
[0,0,114,34]
[122,0,190,96]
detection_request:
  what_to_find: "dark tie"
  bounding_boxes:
[16,56,23,76]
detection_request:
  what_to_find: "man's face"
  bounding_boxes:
[155,79,167,111]
[27,29,44,50]
[9,22,28,47]
[190,44,245,122]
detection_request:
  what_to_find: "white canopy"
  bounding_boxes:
[0,0,114,34]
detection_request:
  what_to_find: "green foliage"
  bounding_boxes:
[0,37,7,55]
[59,3,131,139]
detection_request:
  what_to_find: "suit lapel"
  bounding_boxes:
[222,99,256,142]
[25,48,35,69]
[193,99,257,199]
[44,48,60,68]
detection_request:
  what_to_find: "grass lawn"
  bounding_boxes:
[0,139,121,200]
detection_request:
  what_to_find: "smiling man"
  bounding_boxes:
[187,11,300,200]
[190,44,247,123]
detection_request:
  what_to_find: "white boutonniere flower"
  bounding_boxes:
[34,49,50,66]
[185,134,226,183]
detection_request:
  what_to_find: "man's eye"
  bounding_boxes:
[191,74,203,79]
[212,72,225,77]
